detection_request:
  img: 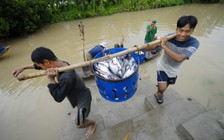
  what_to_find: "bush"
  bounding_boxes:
[0,18,10,38]
[0,0,53,37]
[0,0,203,38]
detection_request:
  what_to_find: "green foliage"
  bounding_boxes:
[54,9,82,21]
[0,0,53,37]
[97,4,106,15]
[151,0,185,8]
[0,0,211,38]
[184,0,200,3]
[0,18,10,38]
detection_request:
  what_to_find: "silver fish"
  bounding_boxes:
[94,62,119,80]
[109,57,124,77]
[94,62,111,75]
[123,65,133,78]
[94,53,138,80]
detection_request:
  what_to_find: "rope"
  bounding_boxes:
[133,45,141,65]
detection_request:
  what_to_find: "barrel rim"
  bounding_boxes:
[92,47,139,82]
[93,66,139,82]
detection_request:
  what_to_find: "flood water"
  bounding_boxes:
[1,3,224,140]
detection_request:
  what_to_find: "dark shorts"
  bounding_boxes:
[157,71,177,85]
[76,104,91,126]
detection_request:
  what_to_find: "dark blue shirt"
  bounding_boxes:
[34,62,92,108]
[88,45,104,58]
[48,70,92,108]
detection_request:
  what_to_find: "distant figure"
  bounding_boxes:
[114,43,123,48]
[85,42,107,75]
[152,15,200,104]
[0,45,10,57]
[86,42,107,61]
[144,20,159,60]
[12,47,96,138]
[0,45,5,52]
[145,20,157,43]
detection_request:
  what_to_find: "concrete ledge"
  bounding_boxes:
[89,97,207,140]
[177,108,224,140]
[144,88,182,111]
[61,114,105,140]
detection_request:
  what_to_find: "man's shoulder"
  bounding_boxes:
[169,36,199,48]
[59,70,77,80]
[147,24,151,27]
[154,26,158,31]
[92,45,103,50]
[188,36,199,48]
[189,36,199,42]
[95,44,101,47]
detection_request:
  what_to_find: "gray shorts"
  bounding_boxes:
[76,104,91,126]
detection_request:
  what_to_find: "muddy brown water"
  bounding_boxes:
[0,3,224,140]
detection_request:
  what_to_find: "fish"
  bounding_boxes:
[93,53,138,80]
[109,57,125,78]
[122,65,137,78]
[93,62,119,80]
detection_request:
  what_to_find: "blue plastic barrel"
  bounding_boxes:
[92,48,139,102]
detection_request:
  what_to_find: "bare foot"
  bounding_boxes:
[86,123,97,138]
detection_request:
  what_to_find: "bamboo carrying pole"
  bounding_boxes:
[16,33,176,81]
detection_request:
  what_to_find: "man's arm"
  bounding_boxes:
[46,68,58,84]
[12,64,35,77]
[147,24,156,33]
[152,27,157,40]
[47,71,74,102]
[147,26,154,33]
[144,43,159,51]
[160,37,188,62]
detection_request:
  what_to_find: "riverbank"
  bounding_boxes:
[0,0,219,38]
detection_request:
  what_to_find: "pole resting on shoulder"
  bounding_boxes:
[16,33,176,81]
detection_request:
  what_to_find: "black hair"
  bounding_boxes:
[177,15,198,29]
[31,47,57,64]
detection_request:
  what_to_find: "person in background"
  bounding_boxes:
[153,15,199,104]
[86,42,107,75]
[86,42,107,61]
[144,19,158,60]
[145,19,157,44]
[12,47,96,138]
[114,43,123,48]
[0,45,5,52]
